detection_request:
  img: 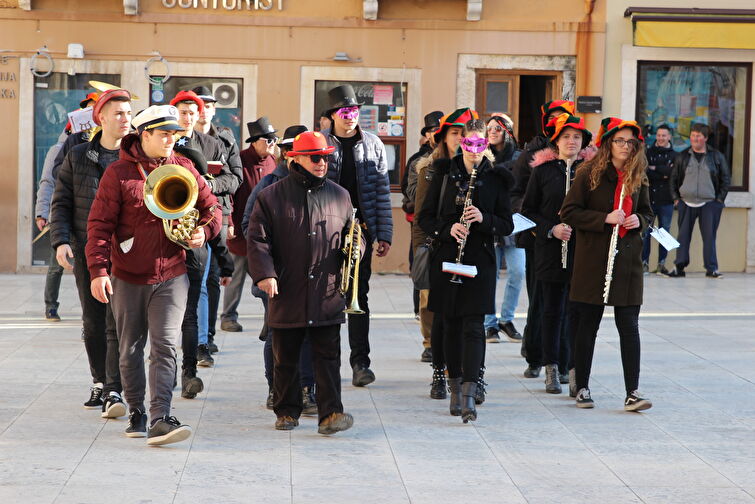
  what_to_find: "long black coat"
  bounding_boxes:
[247,164,355,329]
[560,165,653,306]
[522,150,583,284]
[416,155,514,316]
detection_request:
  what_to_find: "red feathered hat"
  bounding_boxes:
[595,117,644,147]
[170,90,205,113]
[286,131,336,157]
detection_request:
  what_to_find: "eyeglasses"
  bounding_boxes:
[307,154,328,163]
[612,138,640,149]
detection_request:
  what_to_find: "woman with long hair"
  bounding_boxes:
[560,117,653,411]
[522,113,592,395]
[417,117,514,423]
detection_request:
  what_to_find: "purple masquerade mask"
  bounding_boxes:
[461,136,488,154]
[336,107,359,120]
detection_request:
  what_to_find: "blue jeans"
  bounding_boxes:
[197,244,212,345]
[642,202,674,265]
[484,243,526,329]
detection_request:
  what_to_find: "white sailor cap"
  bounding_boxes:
[132,105,183,133]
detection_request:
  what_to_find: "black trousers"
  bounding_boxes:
[674,200,724,272]
[348,241,372,368]
[540,281,572,370]
[430,310,446,368]
[571,302,641,394]
[443,314,485,383]
[522,248,543,366]
[272,324,343,424]
[181,246,208,370]
[72,243,120,393]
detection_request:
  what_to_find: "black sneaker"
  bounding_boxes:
[208,336,219,354]
[576,388,594,408]
[499,321,523,341]
[125,409,148,438]
[352,365,375,387]
[665,267,685,278]
[181,368,204,399]
[266,388,274,410]
[84,386,104,409]
[485,327,501,343]
[559,371,569,384]
[318,412,353,435]
[706,270,723,279]
[45,308,61,321]
[147,416,192,446]
[301,386,317,416]
[420,347,432,363]
[101,391,126,418]
[523,364,541,378]
[474,366,487,405]
[197,345,214,367]
[430,366,447,400]
[624,390,652,412]
[657,265,670,276]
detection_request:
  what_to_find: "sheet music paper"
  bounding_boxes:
[67,107,95,134]
[511,213,536,235]
[650,227,680,251]
[442,262,478,278]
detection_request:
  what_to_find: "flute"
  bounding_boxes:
[561,159,573,269]
[603,184,626,304]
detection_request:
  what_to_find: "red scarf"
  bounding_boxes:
[614,168,633,238]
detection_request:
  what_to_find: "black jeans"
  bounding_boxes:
[540,281,572,369]
[443,314,485,383]
[272,324,343,424]
[348,241,373,368]
[181,246,208,370]
[522,248,543,366]
[44,247,63,311]
[571,302,641,394]
[430,311,446,368]
[72,243,120,393]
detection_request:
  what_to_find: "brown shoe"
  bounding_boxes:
[221,320,243,332]
[275,416,299,431]
[318,412,354,435]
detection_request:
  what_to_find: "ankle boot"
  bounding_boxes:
[461,382,478,423]
[545,364,562,394]
[448,377,462,416]
[474,366,487,405]
[430,366,448,400]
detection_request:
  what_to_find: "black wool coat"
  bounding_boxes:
[416,154,514,316]
[522,150,583,284]
[560,164,653,306]
[247,164,356,329]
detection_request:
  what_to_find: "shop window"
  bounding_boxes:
[149,76,244,145]
[32,73,121,266]
[314,80,407,191]
[637,62,751,191]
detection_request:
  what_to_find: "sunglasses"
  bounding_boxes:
[336,107,359,120]
[487,125,504,133]
[307,154,328,163]
[264,137,279,146]
[460,136,489,154]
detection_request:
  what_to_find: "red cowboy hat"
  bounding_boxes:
[169,90,205,113]
[286,131,336,157]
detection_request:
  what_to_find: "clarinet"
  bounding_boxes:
[450,166,478,284]
[561,159,574,269]
[603,184,626,304]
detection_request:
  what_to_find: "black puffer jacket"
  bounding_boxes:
[511,134,549,248]
[645,143,676,205]
[50,131,108,249]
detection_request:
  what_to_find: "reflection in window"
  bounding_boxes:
[637,63,750,189]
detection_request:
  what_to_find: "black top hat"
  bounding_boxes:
[245,116,278,143]
[421,111,444,135]
[280,125,308,146]
[326,85,364,114]
[191,85,217,103]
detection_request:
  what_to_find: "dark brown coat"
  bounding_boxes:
[246,164,355,329]
[560,165,653,306]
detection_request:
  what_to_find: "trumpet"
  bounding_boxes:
[603,184,626,304]
[450,166,478,284]
[340,208,364,314]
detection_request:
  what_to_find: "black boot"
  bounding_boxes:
[474,366,487,405]
[181,367,204,399]
[430,366,447,400]
[448,377,462,416]
[461,382,478,423]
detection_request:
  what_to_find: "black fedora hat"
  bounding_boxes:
[245,116,278,143]
[326,84,364,114]
[279,125,308,146]
[191,85,217,103]
[421,110,444,135]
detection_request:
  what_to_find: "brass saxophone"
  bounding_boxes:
[450,166,478,284]
[603,184,626,304]
[340,208,364,314]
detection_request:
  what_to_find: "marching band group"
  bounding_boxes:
[43,81,654,447]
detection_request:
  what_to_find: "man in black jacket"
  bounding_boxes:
[50,89,131,417]
[642,124,676,275]
[667,123,730,278]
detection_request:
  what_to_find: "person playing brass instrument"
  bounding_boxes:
[522,113,593,395]
[417,118,514,423]
[560,117,653,412]
[86,105,222,445]
[247,131,361,435]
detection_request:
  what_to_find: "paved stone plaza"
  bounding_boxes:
[1,272,754,503]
